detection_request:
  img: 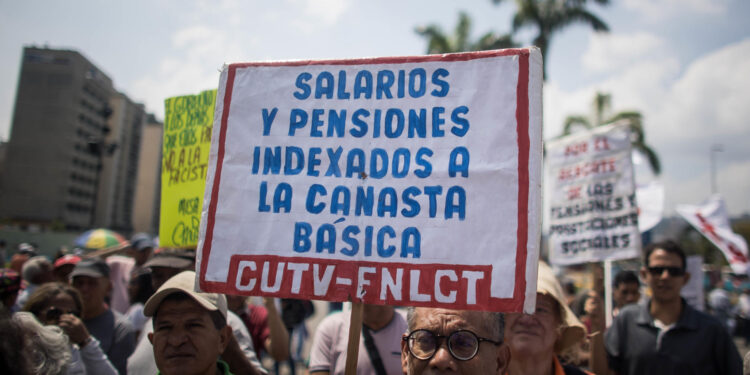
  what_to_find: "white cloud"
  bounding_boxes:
[125,0,354,121]
[581,32,666,73]
[189,0,244,27]
[130,25,246,120]
[301,0,348,25]
[716,161,750,215]
[172,25,217,48]
[651,38,750,144]
[624,0,728,19]
[288,0,350,32]
[544,55,678,140]
[660,159,750,216]
[543,82,596,140]
[546,37,750,215]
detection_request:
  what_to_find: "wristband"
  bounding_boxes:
[78,335,93,348]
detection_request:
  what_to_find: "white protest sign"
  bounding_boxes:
[197,49,543,313]
[547,123,641,265]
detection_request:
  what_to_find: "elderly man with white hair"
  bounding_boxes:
[14,255,55,311]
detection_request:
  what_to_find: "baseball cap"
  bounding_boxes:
[54,255,81,269]
[143,270,227,319]
[0,268,21,295]
[130,233,154,252]
[70,258,110,279]
[17,243,37,256]
[143,248,195,270]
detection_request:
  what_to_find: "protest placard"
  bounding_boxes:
[159,89,216,248]
[547,122,641,265]
[197,49,543,313]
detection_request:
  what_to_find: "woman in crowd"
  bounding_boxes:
[505,262,592,375]
[572,289,604,335]
[23,282,117,375]
[13,311,71,375]
[0,308,30,375]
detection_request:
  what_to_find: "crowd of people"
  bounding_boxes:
[0,237,746,374]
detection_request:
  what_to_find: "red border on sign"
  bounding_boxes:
[199,49,532,311]
[220,255,495,309]
[227,48,528,68]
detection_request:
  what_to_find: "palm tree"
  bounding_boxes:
[493,0,610,79]
[415,11,516,54]
[563,92,661,175]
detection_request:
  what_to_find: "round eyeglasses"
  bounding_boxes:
[403,329,502,361]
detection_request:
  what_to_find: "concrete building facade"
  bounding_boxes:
[95,92,145,234]
[0,46,161,235]
[132,114,162,235]
[0,47,115,230]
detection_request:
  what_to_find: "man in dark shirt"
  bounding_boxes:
[71,258,135,374]
[605,240,741,375]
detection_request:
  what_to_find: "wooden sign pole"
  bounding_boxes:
[604,259,613,327]
[344,301,364,375]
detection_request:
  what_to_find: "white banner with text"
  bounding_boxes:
[547,123,641,265]
[197,49,543,313]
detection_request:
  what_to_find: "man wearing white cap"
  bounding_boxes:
[128,250,266,375]
[144,270,263,375]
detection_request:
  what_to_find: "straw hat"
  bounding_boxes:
[536,261,586,353]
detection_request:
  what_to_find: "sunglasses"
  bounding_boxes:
[43,307,79,322]
[647,266,685,277]
[403,329,502,361]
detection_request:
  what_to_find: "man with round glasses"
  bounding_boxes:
[401,307,510,374]
[605,240,741,375]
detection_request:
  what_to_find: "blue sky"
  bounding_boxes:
[1,0,749,216]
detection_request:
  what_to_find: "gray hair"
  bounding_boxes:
[406,307,505,343]
[13,312,71,375]
[22,256,53,284]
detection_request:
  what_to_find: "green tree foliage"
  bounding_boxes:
[562,92,661,175]
[415,11,517,54]
[493,0,610,79]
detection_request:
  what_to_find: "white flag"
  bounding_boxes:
[636,181,664,233]
[676,195,749,275]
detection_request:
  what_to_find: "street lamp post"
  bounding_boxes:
[710,144,723,195]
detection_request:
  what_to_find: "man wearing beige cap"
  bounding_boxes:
[128,251,266,375]
[144,270,263,375]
